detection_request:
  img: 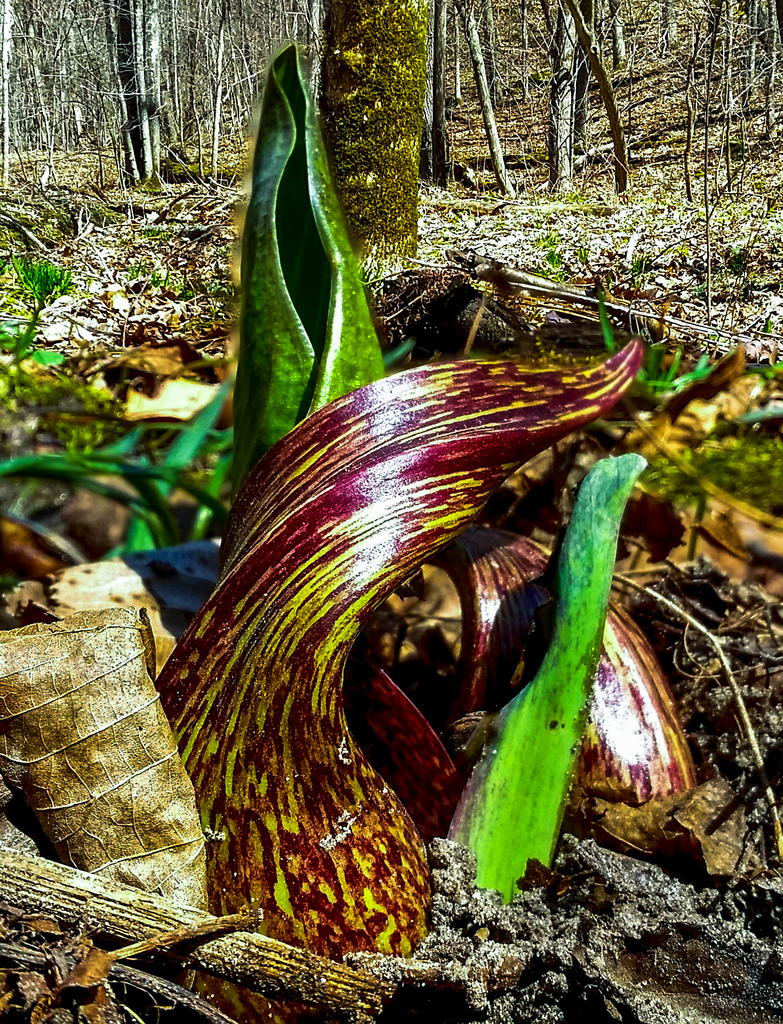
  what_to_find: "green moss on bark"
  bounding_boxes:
[321,0,427,263]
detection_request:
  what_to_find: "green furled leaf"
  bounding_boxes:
[449,453,647,900]
[156,344,642,982]
[232,43,384,493]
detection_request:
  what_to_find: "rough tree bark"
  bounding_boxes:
[421,0,435,178]
[659,0,677,54]
[573,0,593,148]
[454,6,463,102]
[110,0,161,183]
[608,0,626,67]
[456,0,516,196]
[1,0,10,187]
[320,0,428,263]
[210,0,227,178]
[548,0,576,190]
[562,0,629,191]
[480,0,501,103]
[519,0,530,101]
[433,0,449,184]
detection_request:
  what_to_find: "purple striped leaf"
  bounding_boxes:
[156,343,642,971]
[438,525,696,805]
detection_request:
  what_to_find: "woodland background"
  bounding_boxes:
[0,0,780,199]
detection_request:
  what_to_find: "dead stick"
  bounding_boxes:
[0,848,392,1020]
[459,251,783,352]
[109,911,260,963]
[614,574,783,862]
[0,941,236,1024]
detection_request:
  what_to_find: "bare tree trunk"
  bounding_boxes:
[683,27,698,202]
[104,0,138,181]
[519,0,530,101]
[132,0,154,175]
[703,0,725,322]
[562,0,629,190]
[457,0,515,196]
[762,0,779,135]
[433,0,449,184]
[112,0,160,182]
[608,0,625,67]
[659,0,677,54]
[170,0,182,146]
[454,6,463,102]
[744,0,758,109]
[480,0,500,103]
[1,0,10,187]
[548,0,576,190]
[573,0,593,147]
[145,0,162,178]
[421,0,435,178]
[210,0,226,178]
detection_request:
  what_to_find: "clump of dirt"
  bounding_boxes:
[362,835,783,1023]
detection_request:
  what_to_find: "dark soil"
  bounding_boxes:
[355,558,783,1024]
[366,834,783,1023]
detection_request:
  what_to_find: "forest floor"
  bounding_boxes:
[1,61,783,1022]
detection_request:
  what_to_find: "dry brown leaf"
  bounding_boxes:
[125,378,220,421]
[0,515,76,580]
[0,608,207,908]
[662,346,746,424]
[591,777,760,876]
[670,777,755,876]
[695,510,749,561]
[47,541,220,666]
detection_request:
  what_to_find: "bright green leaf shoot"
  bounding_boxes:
[232,44,384,493]
[449,453,647,900]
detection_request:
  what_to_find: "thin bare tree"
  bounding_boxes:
[457,0,515,196]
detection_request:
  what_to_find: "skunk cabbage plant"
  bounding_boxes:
[232,44,384,493]
[449,454,647,897]
[157,344,642,972]
[437,526,696,807]
[578,604,697,804]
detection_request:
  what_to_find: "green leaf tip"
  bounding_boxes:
[448,453,647,901]
[232,43,384,494]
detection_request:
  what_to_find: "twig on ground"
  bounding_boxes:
[0,940,237,1024]
[0,848,391,1021]
[0,211,48,250]
[614,573,783,863]
[450,249,783,356]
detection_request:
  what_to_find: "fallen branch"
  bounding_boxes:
[0,210,48,250]
[0,848,392,1021]
[448,249,783,356]
[0,940,236,1024]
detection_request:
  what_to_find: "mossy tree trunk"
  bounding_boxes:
[320,0,428,265]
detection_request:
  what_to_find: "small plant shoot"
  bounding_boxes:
[449,453,647,900]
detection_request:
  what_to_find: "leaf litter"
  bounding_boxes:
[0,607,206,908]
[2,85,783,1021]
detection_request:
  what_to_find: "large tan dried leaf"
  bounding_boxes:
[0,608,207,909]
[5,541,220,667]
